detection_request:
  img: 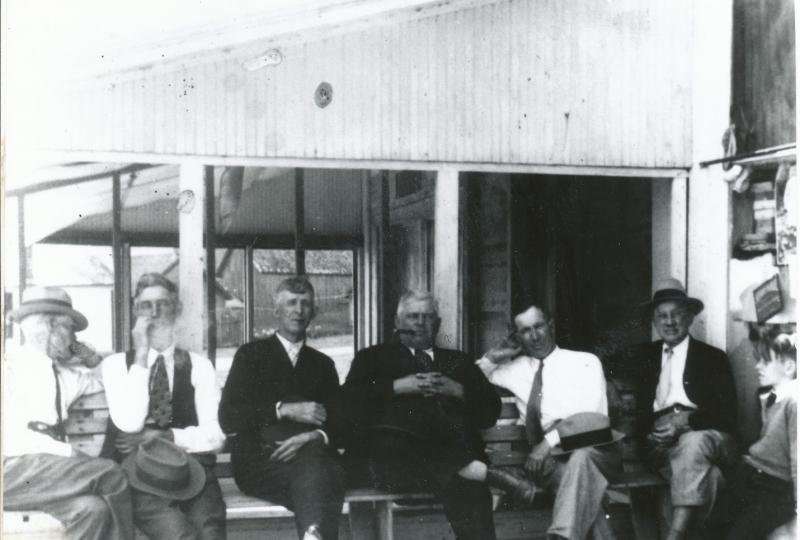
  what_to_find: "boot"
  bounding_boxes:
[486,467,537,505]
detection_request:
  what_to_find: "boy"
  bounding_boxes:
[725,328,796,540]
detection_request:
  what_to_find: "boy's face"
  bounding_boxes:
[755,349,795,387]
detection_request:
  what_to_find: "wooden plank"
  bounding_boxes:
[482,424,526,442]
[69,392,108,410]
[63,416,108,435]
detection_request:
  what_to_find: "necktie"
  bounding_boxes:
[414,349,434,372]
[525,358,545,444]
[655,347,674,409]
[51,362,67,442]
[765,391,777,408]
[148,355,173,428]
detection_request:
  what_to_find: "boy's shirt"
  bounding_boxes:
[745,378,797,496]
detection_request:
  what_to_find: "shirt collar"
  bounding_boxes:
[147,343,176,368]
[405,345,434,357]
[772,378,797,403]
[275,332,304,354]
[531,345,559,364]
[664,336,690,356]
[20,344,55,366]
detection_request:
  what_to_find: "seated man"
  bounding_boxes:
[101,273,227,539]
[4,287,134,540]
[723,327,796,540]
[342,290,534,540]
[477,303,622,540]
[219,277,345,540]
[634,279,738,540]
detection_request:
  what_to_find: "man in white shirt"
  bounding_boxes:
[3,286,134,540]
[101,273,226,539]
[477,303,621,540]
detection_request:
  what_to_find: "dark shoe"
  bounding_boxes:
[486,467,537,505]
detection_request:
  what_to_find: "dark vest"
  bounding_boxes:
[100,348,200,462]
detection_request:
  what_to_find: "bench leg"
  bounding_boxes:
[375,501,393,540]
[629,486,662,540]
[348,501,377,540]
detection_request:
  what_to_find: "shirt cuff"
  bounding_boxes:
[275,402,282,420]
[544,429,561,447]
[315,429,329,445]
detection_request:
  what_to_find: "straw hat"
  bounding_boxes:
[8,287,88,331]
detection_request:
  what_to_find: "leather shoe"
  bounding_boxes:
[486,467,537,505]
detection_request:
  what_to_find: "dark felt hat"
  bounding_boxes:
[641,278,704,315]
[122,438,205,500]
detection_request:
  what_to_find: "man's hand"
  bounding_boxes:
[524,440,553,478]
[115,428,172,454]
[393,374,431,396]
[649,412,691,446]
[426,374,464,400]
[131,316,152,366]
[485,345,523,364]
[279,402,327,426]
[269,431,322,462]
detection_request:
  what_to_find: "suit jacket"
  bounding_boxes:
[635,337,737,442]
[341,342,501,459]
[218,335,340,466]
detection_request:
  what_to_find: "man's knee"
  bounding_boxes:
[672,430,718,461]
[94,458,129,490]
[74,495,112,525]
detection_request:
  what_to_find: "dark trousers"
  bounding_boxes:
[368,431,497,540]
[4,453,135,540]
[132,464,226,540]
[234,438,345,540]
[722,462,796,540]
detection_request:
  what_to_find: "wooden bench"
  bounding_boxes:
[4,389,671,540]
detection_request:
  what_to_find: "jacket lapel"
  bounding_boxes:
[269,334,295,369]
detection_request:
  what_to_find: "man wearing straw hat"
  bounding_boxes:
[635,278,738,540]
[3,286,135,540]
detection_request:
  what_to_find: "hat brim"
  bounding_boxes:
[122,450,206,501]
[550,429,626,457]
[639,297,704,316]
[8,303,88,332]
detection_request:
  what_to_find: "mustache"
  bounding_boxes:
[394,328,416,335]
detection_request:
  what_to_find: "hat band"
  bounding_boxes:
[135,463,191,493]
[652,289,689,303]
[20,298,74,310]
[560,427,613,452]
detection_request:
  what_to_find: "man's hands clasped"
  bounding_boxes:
[278,401,327,426]
[393,372,464,400]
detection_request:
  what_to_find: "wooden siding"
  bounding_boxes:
[46,0,694,168]
[732,0,796,151]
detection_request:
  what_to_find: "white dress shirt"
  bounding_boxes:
[273,333,329,445]
[652,336,697,411]
[477,346,607,445]
[3,344,103,457]
[101,344,225,454]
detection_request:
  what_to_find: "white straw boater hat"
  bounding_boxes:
[550,412,625,456]
[8,286,88,331]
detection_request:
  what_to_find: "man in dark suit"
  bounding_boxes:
[636,279,738,540]
[342,290,535,540]
[219,277,344,540]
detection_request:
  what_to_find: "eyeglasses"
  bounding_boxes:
[135,299,176,314]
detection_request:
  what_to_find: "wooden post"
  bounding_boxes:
[178,163,206,353]
[111,173,126,352]
[433,168,462,349]
[687,0,733,349]
[295,168,306,276]
[204,166,217,365]
[17,196,26,296]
